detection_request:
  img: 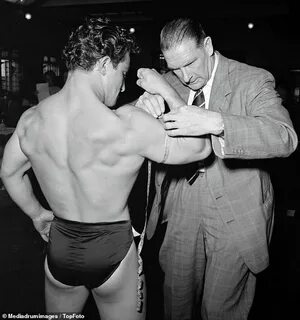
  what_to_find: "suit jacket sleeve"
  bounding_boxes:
[212,69,298,159]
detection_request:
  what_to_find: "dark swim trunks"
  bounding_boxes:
[47,216,133,289]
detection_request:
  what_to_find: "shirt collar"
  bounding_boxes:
[206,52,219,89]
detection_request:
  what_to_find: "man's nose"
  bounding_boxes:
[181,68,191,83]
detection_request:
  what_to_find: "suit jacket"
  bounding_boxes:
[148,52,298,273]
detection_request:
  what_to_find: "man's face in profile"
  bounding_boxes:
[104,53,130,107]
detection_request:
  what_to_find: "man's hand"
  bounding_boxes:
[32,209,54,242]
[136,68,170,95]
[163,105,224,136]
[136,68,185,110]
[135,92,165,118]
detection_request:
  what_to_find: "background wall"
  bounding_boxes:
[0,0,300,105]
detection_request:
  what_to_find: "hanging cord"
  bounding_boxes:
[136,159,152,313]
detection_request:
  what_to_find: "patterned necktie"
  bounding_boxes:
[192,89,205,108]
[185,90,205,185]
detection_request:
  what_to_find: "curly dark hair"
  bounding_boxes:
[63,17,140,71]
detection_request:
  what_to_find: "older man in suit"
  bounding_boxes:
[136,16,298,320]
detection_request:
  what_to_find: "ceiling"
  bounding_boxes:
[1,0,298,24]
[40,0,153,24]
[0,0,299,73]
[1,0,298,45]
[1,0,154,26]
[25,1,300,41]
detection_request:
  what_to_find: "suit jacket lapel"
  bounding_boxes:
[209,52,231,113]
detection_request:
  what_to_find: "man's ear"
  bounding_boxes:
[204,37,214,56]
[94,56,111,75]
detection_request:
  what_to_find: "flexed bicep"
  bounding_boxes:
[133,108,211,165]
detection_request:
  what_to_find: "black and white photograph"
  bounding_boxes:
[0,1,299,319]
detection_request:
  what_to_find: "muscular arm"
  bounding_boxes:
[1,119,53,240]
[136,68,184,117]
[120,106,211,164]
[1,130,40,216]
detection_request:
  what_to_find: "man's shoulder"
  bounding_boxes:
[116,104,152,121]
[19,105,39,124]
[16,105,40,135]
[115,104,160,140]
[218,54,274,90]
[221,54,272,80]
[115,103,136,115]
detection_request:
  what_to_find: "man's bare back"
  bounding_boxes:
[19,92,146,223]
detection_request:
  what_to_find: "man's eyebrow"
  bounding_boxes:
[168,58,197,71]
